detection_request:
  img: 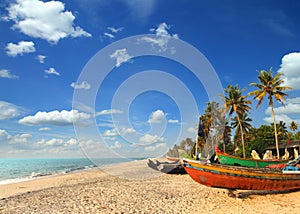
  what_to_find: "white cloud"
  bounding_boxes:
[96,109,123,116]
[0,129,11,141]
[36,137,77,147]
[110,141,122,149]
[19,109,91,126]
[104,27,124,39]
[278,52,300,90]
[144,143,168,152]
[102,127,135,137]
[104,32,115,39]
[120,127,136,135]
[265,103,300,115]
[6,0,91,44]
[139,134,164,145]
[148,109,165,124]
[0,101,21,120]
[6,41,35,57]
[168,119,179,124]
[39,127,51,131]
[70,81,91,90]
[45,67,60,76]
[36,55,46,63]
[10,133,32,144]
[110,48,132,67]
[264,97,300,125]
[263,114,299,125]
[139,22,178,52]
[0,69,18,79]
[107,27,124,34]
[102,128,118,137]
[66,138,78,146]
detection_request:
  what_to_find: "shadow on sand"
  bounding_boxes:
[227,188,300,198]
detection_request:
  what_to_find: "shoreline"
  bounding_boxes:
[1,159,300,213]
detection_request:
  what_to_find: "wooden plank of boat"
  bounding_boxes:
[183,159,300,190]
[217,151,288,168]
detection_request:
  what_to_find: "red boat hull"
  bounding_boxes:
[183,161,300,190]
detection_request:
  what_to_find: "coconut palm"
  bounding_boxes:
[249,68,292,158]
[232,113,252,152]
[290,121,298,137]
[221,84,252,158]
[275,121,288,141]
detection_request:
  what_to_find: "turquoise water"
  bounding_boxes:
[0,158,142,185]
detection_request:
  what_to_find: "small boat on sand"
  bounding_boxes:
[183,157,300,191]
[147,158,186,174]
[216,149,288,168]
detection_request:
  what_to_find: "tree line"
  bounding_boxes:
[167,68,297,159]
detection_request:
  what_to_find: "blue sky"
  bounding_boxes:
[0,0,299,158]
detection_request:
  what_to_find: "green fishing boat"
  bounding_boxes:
[216,150,288,168]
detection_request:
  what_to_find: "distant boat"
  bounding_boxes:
[216,149,288,168]
[147,158,186,174]
[183,158,300,191]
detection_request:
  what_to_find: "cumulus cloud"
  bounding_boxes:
[139,22,178,52]
[0,101,21,120]
[102,127,135,137]
[45,67,60,76]
[148,109,165,124]
[36,137,78,148]
[110,141,122,149]
[0,129,11,141]
[96,109,123,116]
[18,109,91,126]
[36,55,46,63]
[70,81,91,90]
[0,69,19,79]
[144,143,168,152]
[278,52,300,90]
[6,41,35,57]
[264,97,300,125]
[102,128,118,137]
[139,134,164,145]
[5,0,91,44]
[120,127,136,135]
[110,48,133,67]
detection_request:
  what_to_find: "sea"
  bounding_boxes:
[0,157,142,185]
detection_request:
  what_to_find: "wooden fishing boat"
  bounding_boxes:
[216,150,288,168]
[147,158,186,174]
[183,158,300,190]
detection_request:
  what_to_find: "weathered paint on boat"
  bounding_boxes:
[217,151,288,168]
[183,159,300,190]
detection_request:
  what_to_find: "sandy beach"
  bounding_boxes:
[1,159,300,214]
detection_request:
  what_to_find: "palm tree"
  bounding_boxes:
[249,68,292,158]
[221,84,252,158]
[232,113,252,153]
[290,121,298,138]
[273,121,288,141]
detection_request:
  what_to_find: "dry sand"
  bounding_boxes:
[0,159,300,213]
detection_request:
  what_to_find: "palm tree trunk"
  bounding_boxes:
[271,107,280,159]
[237,115,246,158]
